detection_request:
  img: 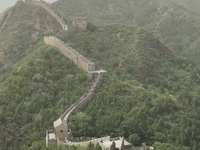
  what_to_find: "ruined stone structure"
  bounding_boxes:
[72,17,87,30]
[44,36,95,72]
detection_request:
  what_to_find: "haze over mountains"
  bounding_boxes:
[1,0,200,150]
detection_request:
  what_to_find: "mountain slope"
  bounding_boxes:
[65,25,200,149]
[0,2,61,82]
[0,44,89,150]
[0,1,200,150]
[53,0,200,65]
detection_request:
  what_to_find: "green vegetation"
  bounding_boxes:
[0,44,89,150]
[1,0,200,150]
[53,0,200,66]
[66,26,200,149]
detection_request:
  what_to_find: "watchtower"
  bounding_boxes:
[72,17,87,30]
[53,118,68,140]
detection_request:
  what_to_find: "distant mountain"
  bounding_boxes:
[53,0,200,65]
[164,0,200,14]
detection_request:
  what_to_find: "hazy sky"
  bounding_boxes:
[0,0,57,13]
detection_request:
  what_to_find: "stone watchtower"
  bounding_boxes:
[53,118,68,140]
[72,17,87,30]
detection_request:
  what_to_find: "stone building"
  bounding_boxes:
[53,118,68,140]
[46,118,69,147]
[72,17,87,30]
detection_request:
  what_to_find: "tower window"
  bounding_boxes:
[60,130,63,133]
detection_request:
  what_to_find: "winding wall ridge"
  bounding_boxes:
[26,1,68,30]
[62,75,102,121]
[37,4,108,146]
[44,36,95,71]
[44,36,107,147]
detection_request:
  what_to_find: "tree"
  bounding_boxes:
[94,143,102,150]
[87,142,94,150]
[129,134,140,145]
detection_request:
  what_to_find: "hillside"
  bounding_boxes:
[66,26,200,149]
[0,1,200,150]
[52,0,200,65]
[0,44,89,150]
[0,1,61,82]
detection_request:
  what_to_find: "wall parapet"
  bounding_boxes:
[44,36,95,72]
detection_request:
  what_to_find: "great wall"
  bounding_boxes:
[17,0,132,150]
[44,36,96,72]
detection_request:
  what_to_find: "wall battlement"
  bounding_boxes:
[44,36,95,72]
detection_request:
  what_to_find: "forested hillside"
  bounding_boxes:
[0,44,89,150]
[0,0,200,150]
[53,0,200,65]
[66,27,200,149]
[0,2,81,149]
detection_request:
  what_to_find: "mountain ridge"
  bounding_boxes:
[52,0,200,65]
[0,1,200,150]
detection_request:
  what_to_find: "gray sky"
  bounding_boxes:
[0,0,57,13]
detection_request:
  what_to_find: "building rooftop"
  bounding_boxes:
[100,137,131,149]
[53,118,67,128]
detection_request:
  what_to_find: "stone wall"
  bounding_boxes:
[25,0,68,31]
[61,75,103,121]
[44,36,95,72]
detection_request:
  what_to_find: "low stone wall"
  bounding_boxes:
[44,36,95,72]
